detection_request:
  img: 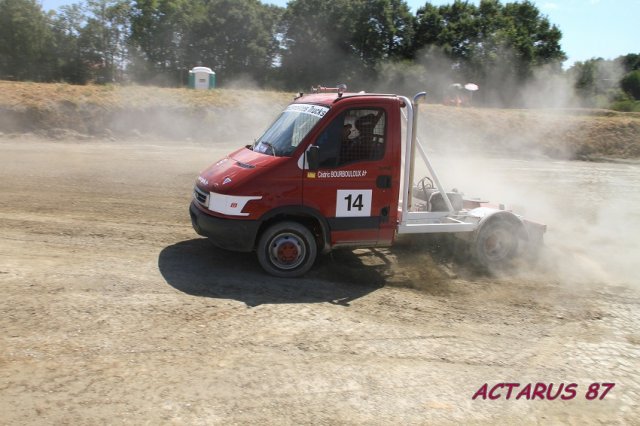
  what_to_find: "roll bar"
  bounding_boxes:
[400,93,455,215]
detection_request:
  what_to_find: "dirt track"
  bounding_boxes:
[1,137,639,424]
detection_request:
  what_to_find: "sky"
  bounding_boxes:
[40,0,639,67]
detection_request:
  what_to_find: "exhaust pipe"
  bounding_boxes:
[407,92,426,210]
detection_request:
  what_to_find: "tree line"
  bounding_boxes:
[0,0,638,108]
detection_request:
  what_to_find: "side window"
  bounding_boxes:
[315,108,386,168]
[315,112,345,168]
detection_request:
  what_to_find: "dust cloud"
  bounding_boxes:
[3,68,636,289]
[101,71,638,288]
[415,133,640,288]
[372,46,599,160]
[378,50,638,287]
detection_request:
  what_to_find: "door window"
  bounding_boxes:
[315,108,386,168]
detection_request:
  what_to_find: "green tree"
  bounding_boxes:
[183,0,282,85]
[352,0,414,68]
[618,53,640,73]
[569,58,625,107]
[129,0,190,85]
[616,53,640,101]
[0,0,54,80]
[412,0,565,106]
[280,0,358,88]
[280,0,414,89]
[571,59,599,100]
[80,0,131,82]
[621,70,640,100]
[501,1,564,77]
[130,0,280,86]
[50,3,91,83]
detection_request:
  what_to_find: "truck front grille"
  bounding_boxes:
[193,186,208,206]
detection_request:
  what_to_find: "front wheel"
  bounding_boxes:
[257,221,317,278]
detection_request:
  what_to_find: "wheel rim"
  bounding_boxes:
[268,232,306,270]
[483,228,515,262]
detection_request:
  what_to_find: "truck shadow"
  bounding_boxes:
[158,238,384,307]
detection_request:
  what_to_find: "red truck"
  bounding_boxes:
[190,87,545,277]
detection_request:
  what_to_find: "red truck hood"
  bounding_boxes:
[197,147,286,192]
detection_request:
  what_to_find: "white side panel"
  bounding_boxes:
[208,193,262,216]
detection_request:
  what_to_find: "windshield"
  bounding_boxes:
[252,104,329,156]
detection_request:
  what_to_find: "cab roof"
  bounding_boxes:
[293,92,402,107]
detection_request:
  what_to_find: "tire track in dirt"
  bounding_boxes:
[1,137,638,424]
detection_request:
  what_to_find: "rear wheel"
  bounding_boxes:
[257,221,317,278]
[472,219,519,272]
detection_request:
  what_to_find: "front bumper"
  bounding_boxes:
[189,201,260,252]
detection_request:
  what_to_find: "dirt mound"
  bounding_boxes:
[1,81,640,159]
[0,81,292,142]
[422,105,640,160]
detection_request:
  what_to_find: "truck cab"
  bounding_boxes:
[190,88,545,277]
[190,90,405,276]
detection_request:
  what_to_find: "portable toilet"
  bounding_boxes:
[188,67,216,90]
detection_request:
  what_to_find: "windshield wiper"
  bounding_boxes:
[259,141,277,157]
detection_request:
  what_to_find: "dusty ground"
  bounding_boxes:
[1,137,639,425]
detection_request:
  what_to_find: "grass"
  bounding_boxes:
[1,81,639,160]
[0,80,292,109]
[610,100,640,112]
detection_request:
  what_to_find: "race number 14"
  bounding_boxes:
[336,190,372,217]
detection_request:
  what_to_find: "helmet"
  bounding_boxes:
[355,113,377,134]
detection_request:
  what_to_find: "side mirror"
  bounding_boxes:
[306,145,320,171]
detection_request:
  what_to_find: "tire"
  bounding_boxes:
[472,219,519,272]
[257,221,318,278]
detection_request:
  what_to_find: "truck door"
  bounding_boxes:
[303,105,400,246]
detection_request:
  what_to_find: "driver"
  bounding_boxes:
[347,112,380,161]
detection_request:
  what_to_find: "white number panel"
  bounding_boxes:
[336,189,372,217]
